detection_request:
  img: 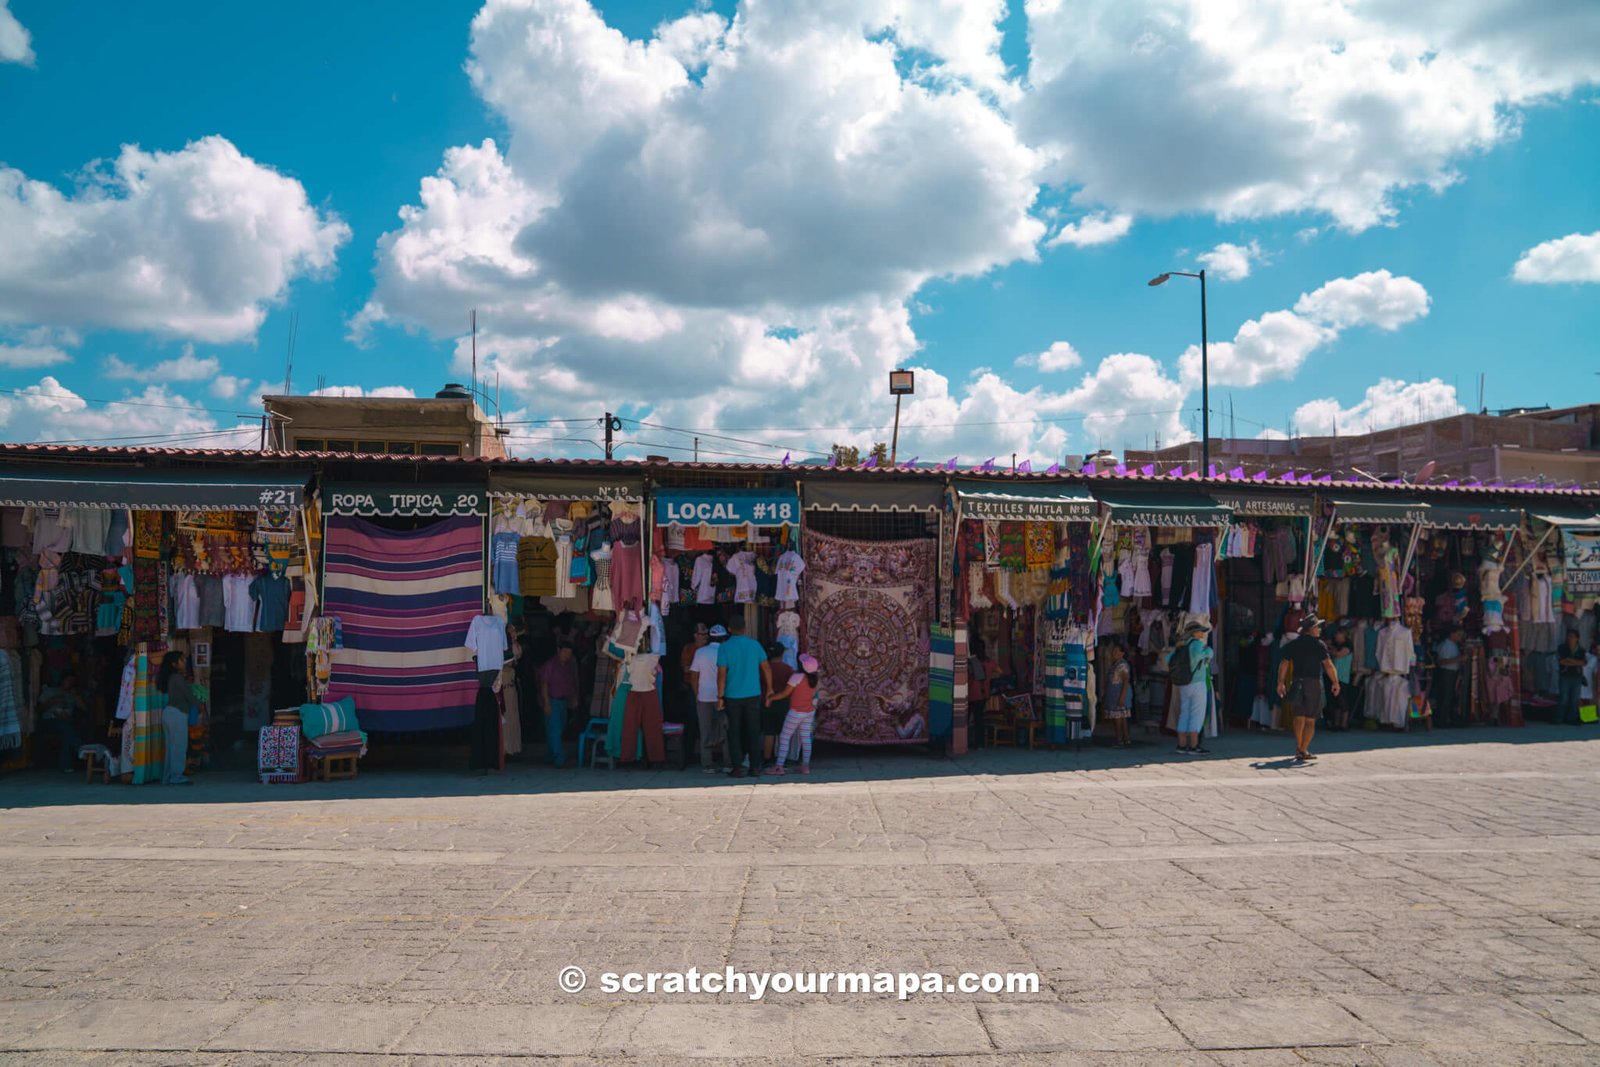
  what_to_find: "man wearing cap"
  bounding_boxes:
[1277,614,1340,764]
[1165,619,1214,755]
[687,625,727,773]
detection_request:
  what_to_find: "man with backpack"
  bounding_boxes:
[1165,619,1214,755]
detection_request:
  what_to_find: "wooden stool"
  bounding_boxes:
[82,745,112,784]
[316,752,358,781]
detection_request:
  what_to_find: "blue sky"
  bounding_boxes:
[0,0,1596,461]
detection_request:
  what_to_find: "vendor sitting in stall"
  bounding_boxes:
[35,668,86,774]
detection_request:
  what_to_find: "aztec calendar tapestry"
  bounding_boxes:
[803,530,936,745]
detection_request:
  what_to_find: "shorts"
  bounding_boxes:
[1285,679,1325,720]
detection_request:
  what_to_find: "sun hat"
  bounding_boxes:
[1299,613,1325,633]
[799,653,819,673]
[1184,618,1212,634]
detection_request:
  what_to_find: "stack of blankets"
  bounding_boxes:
[299,697,368,775]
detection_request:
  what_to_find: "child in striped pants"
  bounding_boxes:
[765,654,818,775]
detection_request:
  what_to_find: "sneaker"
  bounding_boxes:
[799,765,811,775]
[732,767,748,778]
[1301,752,1318,760]
[765,765,785,776]
[1191,746,1211,755]
[702,766,720,774]
[1178,747,1195,755]
[1293,753,1308,764]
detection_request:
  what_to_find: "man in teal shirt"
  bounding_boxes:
[717,616,769,777]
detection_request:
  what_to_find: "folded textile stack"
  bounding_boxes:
[305,729,367,757]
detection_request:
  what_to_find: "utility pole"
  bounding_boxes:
[694,437,700,462]
[604,412,614,460]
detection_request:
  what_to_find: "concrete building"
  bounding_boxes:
[1122,404,1600,485]
[262,384,510,459]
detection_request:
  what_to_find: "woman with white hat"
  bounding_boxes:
[1165,618,1214,755]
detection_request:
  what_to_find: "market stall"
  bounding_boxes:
[1210,488,1317,729]
[952,481,1099,749]
[318,484,487,757]
[0,465,312,783]
[1091,487,1232,740]
[487,470,649,765]
[806,478,946,747]
[1516,504,1600,720]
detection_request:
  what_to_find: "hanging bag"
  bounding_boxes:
[1168,642,1195,686]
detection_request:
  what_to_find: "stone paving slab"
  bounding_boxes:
[1158,996,1386,1050]
[1339,993,1589,1046]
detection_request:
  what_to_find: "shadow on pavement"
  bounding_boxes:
[0,722,1594,810]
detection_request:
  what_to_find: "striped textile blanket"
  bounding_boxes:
[323,515,483,732]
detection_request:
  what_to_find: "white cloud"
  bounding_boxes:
[0,343,70,368]
[358,0,1047,462]
[210,375,247,400]
[0,0,33,66]
[1197,240,1261,282]
[1293,269,1431,329]
[1046,211,1132,248]
[1294,377,1464,436]
[308,385,418,398]
[1021,0,1600,231]
[1512,230,1600,284]
[1179,269,1429,388]
[104,343,221,382]
[0,375,253,447]
[1015,340,1082,373]
[0,136,349,343]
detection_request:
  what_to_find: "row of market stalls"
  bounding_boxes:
[1,448,1596,780]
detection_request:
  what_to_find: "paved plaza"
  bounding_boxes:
[4,726,1600,1064]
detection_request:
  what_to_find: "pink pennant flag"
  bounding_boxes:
[1229,466,1245,480]
[862,454,878,469]
[1046,463,1061,474]
[825,454,838,468]
[945,457,958,471]
[1017,460,1033,473]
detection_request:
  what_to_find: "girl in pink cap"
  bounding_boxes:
[766,653,819,775]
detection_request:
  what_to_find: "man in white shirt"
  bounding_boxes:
[687,624,727,773]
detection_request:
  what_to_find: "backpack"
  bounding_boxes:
[1168,641,1196,686]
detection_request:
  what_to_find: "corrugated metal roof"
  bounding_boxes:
[0,443,1592,499]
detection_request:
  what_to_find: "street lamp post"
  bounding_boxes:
[889,370,915,466]
[1149,269,1209,476]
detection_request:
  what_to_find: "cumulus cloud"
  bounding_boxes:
[1294,377,1464,437]
[0,0,33,66]
[1512,230,1600,284]
[1021,0,1600,230]
[1047,212,1132,248]
[1015,340,1082,373]
[104,343,220,382]
[0,136,348,343]
[1197,241,1261,282]
[0,343,70,368]
[1293,269,1431,329]
[308,385,418,398]
[1179,269,1428,388]
[358,0,1049,460]
[0,375,252,447]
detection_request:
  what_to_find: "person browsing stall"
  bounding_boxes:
[686,624,726,773]
[156,651,194,785]
[1277,614,1339,765]
[1164,619,1214,755]
[717,616,767,777]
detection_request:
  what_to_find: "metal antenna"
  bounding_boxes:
[283,310,298,395]
[471,309,477,403]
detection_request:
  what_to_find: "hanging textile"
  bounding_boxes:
[804,530,936,745]
[130,652,163,784]
[929,625,954,742]
[323,515,483,731]
[1044,644,1066,742]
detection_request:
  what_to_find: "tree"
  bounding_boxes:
[868,441,889,466]
[831,443,860,466]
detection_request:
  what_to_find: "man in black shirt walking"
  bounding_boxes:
[1277,614,1340,764]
